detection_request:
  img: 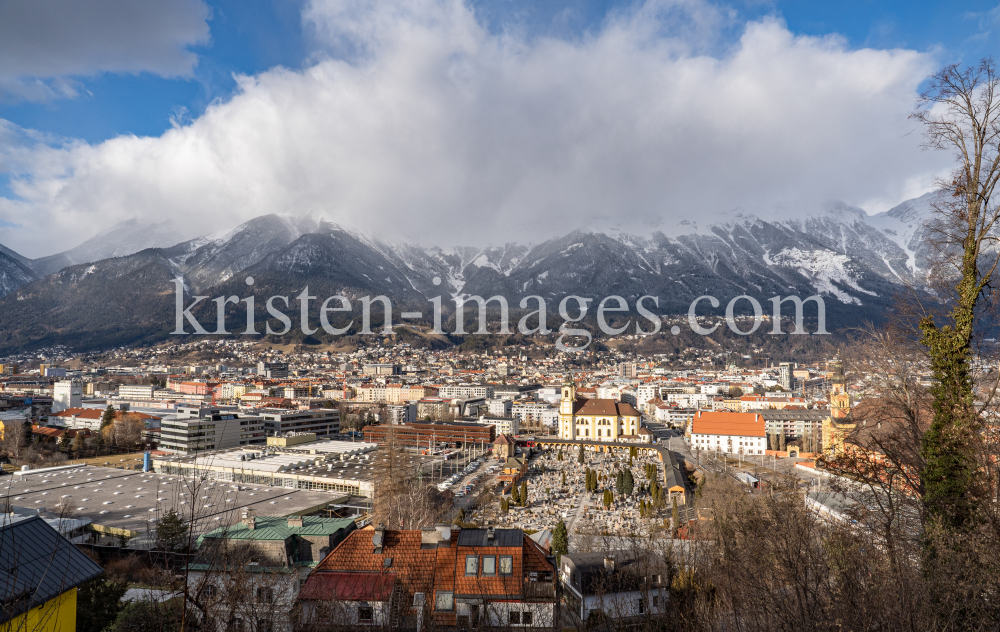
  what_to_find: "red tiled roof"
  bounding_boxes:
[300,571,396,601]
[691,411,766,437]
[50,408,101,419]
[314,527,438,596]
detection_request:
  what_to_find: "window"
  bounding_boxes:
[256,587,274,603]
[653,595,660,608]
[203,584,217,599]
[358,606,373,622]
[522,612,533,625]
[509,612,521,625]
[465,555,479,575]
[230,619,244,632]
[482,555,496,575]
[499,555,513,576]
[435,591,454,611]
[257,619,273,632]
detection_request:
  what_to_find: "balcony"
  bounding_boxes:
[522,581,556,601]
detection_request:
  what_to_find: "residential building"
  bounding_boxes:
[480,415,519,436]
[439,384,495,400]
[0,515,104,632]
[618,362,637,379]
[779,362,793,391]
[636,384,660,408]
[51,380,82,414]
[299,525,557,629]
[258,362,289,379]
[194,511,357,582]
[387,403,418,425]
[486,398,512,418]
[761,409,828,440]
[560,551,669,623]
[689,411,767,455]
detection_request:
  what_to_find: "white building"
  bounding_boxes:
[486,398,512,417]
[688,411,767,455]
[118,384,155,399]
[52,380,82,414]
[480,416,519,436]
[158,409,265,453]
[561,552,669,623]
[386,403,417,426]
[438,384,495,399]
[636,384,661,408]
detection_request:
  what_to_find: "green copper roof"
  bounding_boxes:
[197,516,356,545]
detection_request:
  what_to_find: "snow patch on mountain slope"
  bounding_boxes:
[762,247,876,305]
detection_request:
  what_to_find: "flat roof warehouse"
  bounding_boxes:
[2,465,340,545]
[152,435,446,499]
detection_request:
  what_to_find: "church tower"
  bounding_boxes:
[830,359,851,419]
[822,357,855,460]
[559,377,576,439]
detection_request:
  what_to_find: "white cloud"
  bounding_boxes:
[0,0,210,102]
[0,0,950,257]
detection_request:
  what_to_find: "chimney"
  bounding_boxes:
[242,508,256,530]
[421,527,444,546]
[486,526,495,541]
[373,523,386,553]
[604,557,615,572]
[287,516,304,528]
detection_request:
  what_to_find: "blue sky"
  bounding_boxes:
[3,0,996,145]
[0,0,995,257]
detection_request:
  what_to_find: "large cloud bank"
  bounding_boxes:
[0,0,949,257]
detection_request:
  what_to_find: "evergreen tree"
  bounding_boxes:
[59,433,72,452]
[155,509,189,552]
[615,470,625,495]
[561,471,567,486]
[72,432,84,454]
[510,484,520,505]
[623,470,634,495]
[552,519,569,562]
[76,578,129,632]
[577,444,585,464]
[603,489,613,508]
[519,481,528,507]
[100,404,116,430]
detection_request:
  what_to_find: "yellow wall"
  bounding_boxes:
[3,588,77,632]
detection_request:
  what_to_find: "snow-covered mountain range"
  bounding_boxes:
[0,193,937,352]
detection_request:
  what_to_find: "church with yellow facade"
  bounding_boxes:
[558,379,642,441]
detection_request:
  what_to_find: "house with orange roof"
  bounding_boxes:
[299,525,556,629]
[689,411,767,456]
